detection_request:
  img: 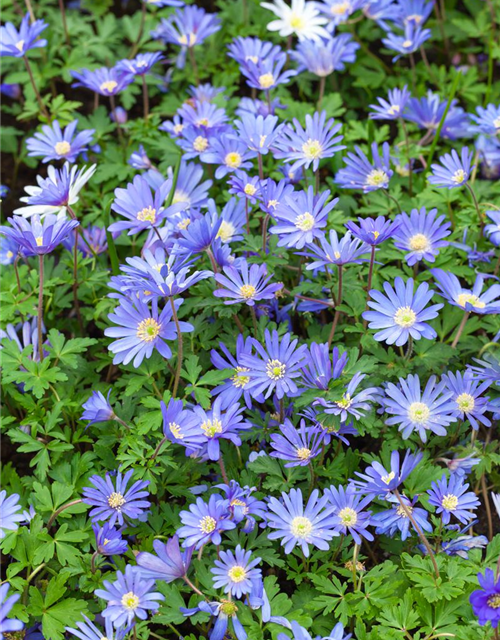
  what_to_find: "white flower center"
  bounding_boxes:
[100,80,118,93]
[338,507,358,526]
[381,471,395,484]
[136,206,157,223]
[179,32,196,46]
[402,39,413,48]
[244,183,257,196]
[121,592,140,610]
[335,393,352,409]
[54,141,71,156]
[451,169,467,184]
[291,516,313,538]
[493,117,500,131]
[199,515,217,533]
[217,220,235,242]
[259,73,275,89]
[201,418,223,438]
[302,139,323,160]
[441,494,459,511]
[193,136,209,152]
[169,422,183,439]
[408,401,430,424]
[456,392,475,413]
[289,13,306,29]
[225,152,242,169]
[296,447,311,460]
[295,212,315,231]
[266,359,286,380]
[396,504,412,517]
[15,40,25,52]
[456,293,485,309]
[35,236,44,246]
[108,492,126,509]
[231,366,250,388]
[136,318,161,342]
[366,169,388,187]
[387,105,400,116]
[394,306,417,328]
[240,284,256,299]
[408,233,430,252]
[228,565,247,583]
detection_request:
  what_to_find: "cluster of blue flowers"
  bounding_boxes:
[1,0,500,638]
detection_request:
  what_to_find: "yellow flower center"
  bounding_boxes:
[291,516,313,538]
[136,318,161,342]
[193,136,209,152]
[15,40,25,52]
[54,141,71,156]
[408,233,430,252]
[100,80,118,93]
[197,117,209,126]
[338,507,358,526]
[225,152,242,168]
[456,293,485,309]
[178,218,191,230]
[136,206,157,223]
[108,492,126,509]
[246,55,259,64]
[366,169,388,187]
[217,220,235,242]
[6,251,13,259]
[407,13,422,23]
[244,183,257,196]
[199,515,217,533]
[266,359,286,380]
[228,565,247,582]
[173,190,189,205]
[372,230,380,240]
[441,494,459,511]
[240,284,256,299]
[408,401,430,424]
[335,393,352,409]
[456,392,475,412]
[220,600,238,616]
[259,134,267,148]
[394,306,417,328]
[35,236,44,246]
[402,39,413,48]
[121,592,140,610]
[201,418,223,438]
[331,1,351,15]
[296,447,311,460]
[169,422,183,439]
[381,471,395,484]
[295,212,315,231]
[289,13,306,28]
[231,366,250,388]
[451,169,467,184]
[259,73,275,89]
[268,199,279,209]
[302,139,323,160]
[493,117,500,131]
[488,595,500,609]
[178,32,196,46]
[174,123,184,134]
[396,504,413,517]
[387,105,400,116]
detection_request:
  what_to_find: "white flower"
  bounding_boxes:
[14,163,97,218]
[260,0,329,42]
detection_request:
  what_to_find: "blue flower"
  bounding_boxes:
[151,5,221,48]
[301,407,358,446]
[300,343,348,391]
[240,47,297,92]
[382,23,431,61]
[485,210,500,246]
[393,207,451,266]
[211,335,260,409]
[314,372,377,422]
[0,584,23,636]
[81,390,115,425]
[396,0,433,26]
[428,147,474,188]
[177,494,236,549]
[274,111,344,173]
[67,615,125,640]
[369,86,411,120]
[383,374,457,442]
[270,186,337,249]
[266,488,338,557]
[335,142,393,192]
[470,104,500,136]
[239,329,309,400]
[177,101,229,135]
[441,523,487,559]
[0,235,20,264]
[326,485,374,544]
[227,172,263,205]
[182,600,247,640]
[0,214,79,255]
[95,565,164,628]
[363,277,442,346]
[129,145,153,170]
[136,535,193,582]
[317,0,366,26]
[214,261,282,306]
[270,419,324,467]
[372,494,431,541]
[345,215,400,246]
[431,268,500,315]
[117,52,164,76]
[0,13,47,57]
[404,91,468,140]
[0,318,44,363]
[82,469,150,526]
[442,370,492,430]
[228,36,276,70]
[105,297,193,368]
[0,491,24,539]
[470,569,500,628]
[201,134,255,179]
[0,83,21,99]
[305,229,369,269]
[92,522,128,556]
[26,120,95,164]
[352,449,423,497]
[216,481,266,532]
[259,178,295,216]
[211,545,261,598]
[71,66,134,96]
[291,34,359,77]
[442,454,480,477]
[427,474,480,525]
[161,397,204,453]
[235,113,285,155]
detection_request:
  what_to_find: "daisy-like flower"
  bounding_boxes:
[345,215,400,246]
[369,85,411,120]
[469,104,500,136]
[270,186,338,249]
[182,600,247,640]
[177,210,222,253]
[217,481,267,533]
[428,147,475,189]
[427,474,480,525]
[270,419,324,467]
[137,535,193,582]
[177,494,236,549]
[301,407,358,447]
[352,449,423,497]
[0,214,79,255]
[362,277,443,347]
[383,374,457,442]
[109,175,185,236]
[314,372,378,422]
[326,485,374,544]
[211,545,262,598]
[240,48,297,92]
[274,111,344,173]
[95,565,164,629]
[161,397,205,453]
[382,23,431,61]
[177,102,229,135]
[211,335,259,409]
[304,229,370,269]
[117,52,164,76]
[0,13,47,57]
[397,0,434,26]
[485,211,500,246]
[192,397,250,461]
[470,569,500,629]
[201,134,255,179]
[335,142,393,192]
[317,0,366,26]
[228,172,263,205]
[228,36,276,69]
[0,584,23,637]
[214,261,283,306]
[71,66,134,96]
[371,494,431,541]
[92,522,128,556]
[404,91,468,140]
[67,614,125,640]
[393,207,451,266]
[290,33,359,77]
[300,343,348,390]
[278,620,351,640]
[14,163,96,218]
[151,5,221,48]
[260,0,330,42]
[82,469,150,526]
[442,370,492,431]
[81,390,115,425]
[26,120,95,164]
[105,297,193,368]
[430,269,500,315]
[0,491,24,539]
[240,329,309,400]
[235,113,285,155]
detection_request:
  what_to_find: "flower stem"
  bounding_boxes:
[23,56,49,120]
[317,75,326,110]
[130,0,146,57]
[90,551,98,574]
[365,246,376,303]
[307,462,315,498]
[451,311,470,349]
[258,153,264,180]
[58,0,71,45]
[352,543,360,587]
[400,119,413,196]
[250,306,258,336]
[24,0,36,22]
[142,75,149,119]
[37,254,44,362]
[169,297,183,398]
[327,265,342,347]
[188,47,199,85]
[394,489,440,579]
[465,183,484,237]
[47,499,83,529]
[262,214,270,253]
[183,574,205,597]
[218,454,229,484]
[151,435,168,460]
